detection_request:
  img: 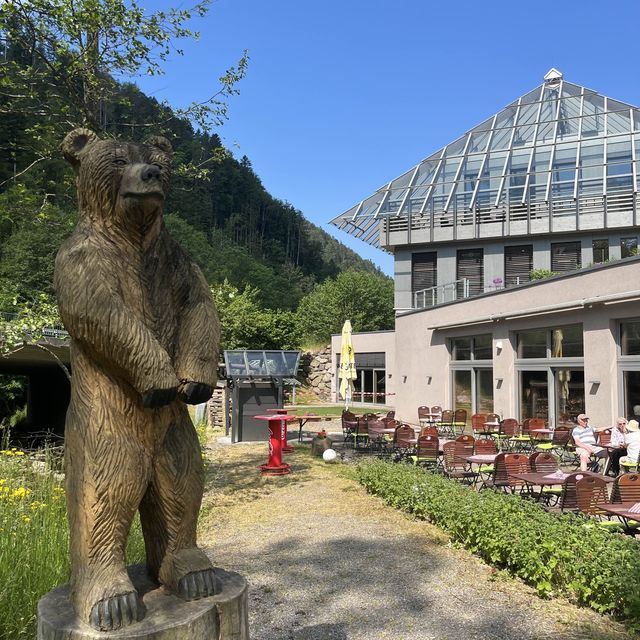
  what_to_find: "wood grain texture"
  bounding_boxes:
[54,129,220,631]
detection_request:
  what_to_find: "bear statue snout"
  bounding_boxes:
[141,164,161,182]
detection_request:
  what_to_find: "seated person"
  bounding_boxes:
[620,419,640,470]
[572,413,607,472]
[605,417,628,476]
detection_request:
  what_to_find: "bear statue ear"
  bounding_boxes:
[61,128,99,168]
[144,136,173,157]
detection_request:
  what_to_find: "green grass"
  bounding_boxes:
[0,447,145,639]
[288,405,390,417]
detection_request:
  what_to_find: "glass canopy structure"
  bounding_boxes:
[330,69,640,249]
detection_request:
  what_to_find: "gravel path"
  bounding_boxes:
[199,439,634,640]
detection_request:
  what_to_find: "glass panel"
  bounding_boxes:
[476,369,494,414]
[592,239,609,263]
[374,370,386,404]
[621,321,640,356]
[622,237,638,258]
[520,370,548,422]
[517,330,547,358]
[353,370,363,403]
[551,325,583,358]
[624,371,640,419]
[362,369,373,404]
[607,110,631,135]
[454,370,472,416]
[554,368,584,424]
[452,338,471,361]
[473,335,492,360]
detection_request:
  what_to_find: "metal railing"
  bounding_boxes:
[1,311,69,339]
[414,278,470,309]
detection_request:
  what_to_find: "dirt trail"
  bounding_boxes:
[199,440,634,640]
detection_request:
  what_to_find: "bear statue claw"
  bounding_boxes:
[179,382,214,405]
[142,387,178,408]
[89,591,144,631]
[176,568,218,600]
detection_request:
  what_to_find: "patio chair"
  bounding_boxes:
[438,410,454,438]
[430,405,443,421]
[353,416,370,451]
[367,419,390,454]
[530,451,561,504]
[559,472,586,512]
[471,413,487,437]
[386,410,396,419]
[511,419,532,452]
[482,452,509,491]
[393,424,416,461]
[418,406,431,425]
[453,409,467,436]
[411,435,440,470]
[575,476,623,531]
[474,437,497,477]
[612,473,640,503]
[535,427,572,462]
[597,429,612,446]
[493,418,518,451]
[442,441,477,485]
[419,425,438,438]
[341,410,357,446]
[455,434,475,455]
[503,453,531,494]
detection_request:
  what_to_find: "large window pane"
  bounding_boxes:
[621,321,640,355]
[474,335,492,360]
[374,370,386,405]
[520,371,548,422]
[517,330,546,358]
[362,369,374,404]
[454,370,472,417]
[624,371,640,419]
[554,369,584,423]
[452,338,471,361]
[551,325,583,358]
[476,369,494,414]
[593,239,609,263]
[622,237,638,258]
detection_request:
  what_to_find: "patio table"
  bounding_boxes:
[597,502,640,528]
[296,414,331,442]
[479,421,500,438]
[530,428,554,440]
[510,470,614,502]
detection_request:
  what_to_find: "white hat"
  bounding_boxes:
[627,420,639,432]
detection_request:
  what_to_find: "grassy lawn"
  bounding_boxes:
[286,404,391,418]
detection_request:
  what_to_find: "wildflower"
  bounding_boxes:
[21,515,31,524]
[53,487,64,494]
[11,487,31,499]
[30,501,47,511]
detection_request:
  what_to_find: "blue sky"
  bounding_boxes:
[138,0,640,275]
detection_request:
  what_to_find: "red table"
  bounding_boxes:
[266,408,295,452]
[255,414,298,475]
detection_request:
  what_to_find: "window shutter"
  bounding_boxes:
[551,242,581,272]
[457,248,484,297]
[412,252,437,295]
[504,245,533,287]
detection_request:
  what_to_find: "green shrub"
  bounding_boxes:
[357,460,640,622]
[529,268,560,280]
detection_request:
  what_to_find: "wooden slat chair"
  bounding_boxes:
[393,424,416,461]
[610,474,640,531]
[442,441,476,485]
[341,410,357,446]
[597,429,612,446]
[453,409,468,437]
[455,434,475,455]
[438,410,455,438]
[474,437,497,478]
[419,425,438,438]
[511,418,532,452]
[353,416,370,451]
[480,413,501,439]
[535,427,572,462]
[367,419,389,454]
[386,410,396,419]
[493,418,518,451]
[418,405,431,427]
[530,451,561,504]
[410,435,440,470]
[559,472,586,513]
[503,453,531,494]
[471,413,488,438]
[430,405,443,421]
[575,476,624,531]
[482,452,509,491]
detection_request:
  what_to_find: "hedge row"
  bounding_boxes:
[357,460,640,623]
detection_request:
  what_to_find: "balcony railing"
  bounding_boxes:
[414,279,470,309]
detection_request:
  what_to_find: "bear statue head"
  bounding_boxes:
[62,128,173,235]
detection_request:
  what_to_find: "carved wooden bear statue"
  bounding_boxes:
[55,129,220,631]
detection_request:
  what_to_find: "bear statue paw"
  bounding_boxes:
[179,381,214,405]
[176,568,218,601]
[89,591,145,631]
[142,386,178,408]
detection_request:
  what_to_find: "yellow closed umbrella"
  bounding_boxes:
[339,320,357,409]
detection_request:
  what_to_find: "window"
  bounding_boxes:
[551,241,581,272]
[412,252,437,303]
[516,325,583,358]
[621,237,638,259]
[504,245,533,287]
[457,248,483,297]
[451,334,493,361]
[618,320,640,418]
[621,320,640,356]
[337,352,386,405]
[592,239,609,263]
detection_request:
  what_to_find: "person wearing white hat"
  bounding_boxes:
[620,419,640,470]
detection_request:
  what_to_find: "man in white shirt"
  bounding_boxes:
[572,414,606,472]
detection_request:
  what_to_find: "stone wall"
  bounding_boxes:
[300,345,332,401]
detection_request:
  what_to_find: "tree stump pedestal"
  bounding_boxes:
[37,565,249,640]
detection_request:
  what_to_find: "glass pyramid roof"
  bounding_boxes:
[330,70,640,248]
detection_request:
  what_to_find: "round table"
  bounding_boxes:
[266,408,295,452]
[254,414,298,475]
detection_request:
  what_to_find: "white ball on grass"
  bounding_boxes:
[322,448,337,463]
